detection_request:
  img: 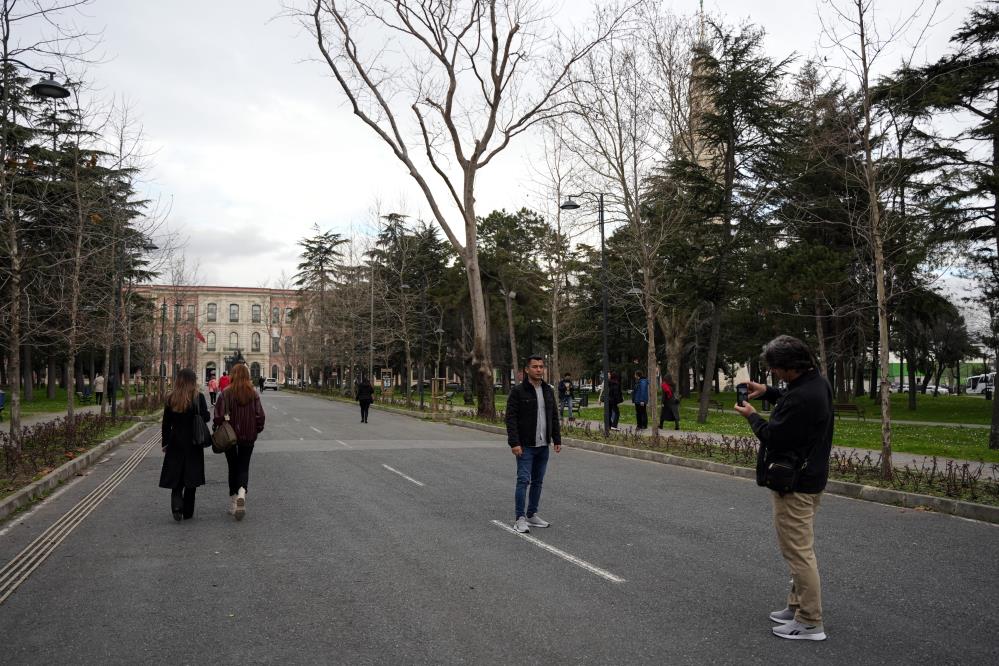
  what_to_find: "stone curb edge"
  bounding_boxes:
[448,419,999,525]
[0,419,155,523]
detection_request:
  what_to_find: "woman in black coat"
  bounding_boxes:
[356,377,374,423]
[159,368,210,521]
[607,371,624,431]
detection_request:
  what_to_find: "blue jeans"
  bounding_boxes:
[560,395,574,418]
[515,445,550,519]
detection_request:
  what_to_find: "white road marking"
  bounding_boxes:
[490,520,626,583]
[335,440,350,448]
[310,426,322,434]
[382,464,425,487]
[292,417,301,422]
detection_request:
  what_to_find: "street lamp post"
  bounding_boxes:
[561,193,610,437]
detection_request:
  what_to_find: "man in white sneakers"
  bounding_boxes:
[505,355,561,533]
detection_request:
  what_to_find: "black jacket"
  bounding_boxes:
[159,393,210,489]
[505,379,561,448]
[356,382,374,402]
[749,369,833,493]
[607,379,623,406]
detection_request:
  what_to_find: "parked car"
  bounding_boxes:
[262,377,279,391]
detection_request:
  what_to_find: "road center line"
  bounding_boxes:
[310,426,322,434]
[293,417,301,422]
[382,464,425,487]
[490,520,625,583]
[335,440,350,448]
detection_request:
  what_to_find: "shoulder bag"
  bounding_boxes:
[211,392,238,454]
[763,441,817,495]
[193,410,212,448]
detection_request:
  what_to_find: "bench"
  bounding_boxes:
[75,388,94,404]
[443,391,456,406]
[709,399,724,413]
[833,403,865,421]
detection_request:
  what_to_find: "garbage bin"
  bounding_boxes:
[985,388,993,401]
[578,392,589,408]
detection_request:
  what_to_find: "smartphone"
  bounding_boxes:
[736,383,749,406]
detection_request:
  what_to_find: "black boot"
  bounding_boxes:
[171,488,183,521]
[182,487,197,520]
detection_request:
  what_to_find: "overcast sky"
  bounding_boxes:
[41,0,978,289]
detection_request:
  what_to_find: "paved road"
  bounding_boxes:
[0,390,996,664]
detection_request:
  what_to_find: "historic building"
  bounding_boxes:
[136,285,300,385]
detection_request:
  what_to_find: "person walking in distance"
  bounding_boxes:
[658,373,680,431]
[214,363,265,521]
[159,368,211,521]
[356,376,374,423]
[218,370,230,393]
[207,374,218,406]
[733,335,833,642]
[505,355,561,533]
[557,372,575,421]
[632,370,649,430]
[93,372,105,405]
[607,371,623,431]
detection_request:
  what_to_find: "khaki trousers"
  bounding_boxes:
[771,491,823,625]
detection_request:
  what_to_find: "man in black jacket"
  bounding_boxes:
[505,355,561,533]
[734,335,833,642]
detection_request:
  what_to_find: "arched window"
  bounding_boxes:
[206,332,216,352]
[252,304,261,323]
[271,365,278,379]
[229,332,238,350]
[229,304,239,322]
[272,306,280,324]
[251,332,261,352]
[207,303,217,322]
[285,307,293,322]
[250,362,261,379]
[285,364,292,382]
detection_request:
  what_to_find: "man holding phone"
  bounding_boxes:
[733,335,833,642]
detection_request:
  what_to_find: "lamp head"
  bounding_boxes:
[29,74,71,99]
[559,197,580,211]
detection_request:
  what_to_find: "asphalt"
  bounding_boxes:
[0,390,996,664]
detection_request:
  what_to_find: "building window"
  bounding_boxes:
[174,304,181,321]
[285,307,293,322]
[272,306,280,324]
[207,332,216,352]
[250,362,261,380]
[271,337,280,353]
[251,332,261,352]
[252,304,261,323]
[187,304,195,322]
[207,303,217,322]
[229,304,239,322]
[229,332,238,350]
[285,336,293,354]
[271,365,278,379]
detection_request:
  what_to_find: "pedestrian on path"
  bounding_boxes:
[632,370,649,430]
[607,371,623,430]
[207,375,218,406]
[356,377,374,423]
[218,371,230,393]
[214,363,265,521]
[505,354,561,533]
[558,373,575,421]
[733,335,833,642]
[93,372,105,406]
[158,368,211,521]
[658,374,680,431]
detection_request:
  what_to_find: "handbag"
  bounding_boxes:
[763,442,817,495]
[211,392,238,454]
[193,412,212,448]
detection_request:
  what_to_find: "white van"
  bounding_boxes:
[965,372,995,395]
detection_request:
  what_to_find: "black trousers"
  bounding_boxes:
[224,443,254,496]
[170,486,197,519]
[635,404,648,429]
[609,403,620,428]
[360,399,372,422]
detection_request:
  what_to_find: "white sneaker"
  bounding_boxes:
[772,620,826,641]
[227,495,237,515]
[513,516,530,533]
[526,514,550,528]
[235,487,246,521]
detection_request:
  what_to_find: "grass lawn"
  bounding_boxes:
[3,387,132,417]
[852,392,993,425]
[572,397,997,463]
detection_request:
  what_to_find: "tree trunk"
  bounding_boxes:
[697,305,722,423]
[504,288,518,389]
[645,293,659,438]
[123,311,132,413]
[905,329,917,411]
[464,249,495,418]
[22,345,33,403]
[6,221,22,447]
[47,356,57,399]
[101,328,111,418]
[814,296,829,377]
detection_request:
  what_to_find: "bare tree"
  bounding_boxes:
[296,0,627,417]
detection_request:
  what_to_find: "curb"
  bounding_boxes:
[448,419,999,525]
[0,420,154,522]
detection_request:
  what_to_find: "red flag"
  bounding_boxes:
[195,329,206,343]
